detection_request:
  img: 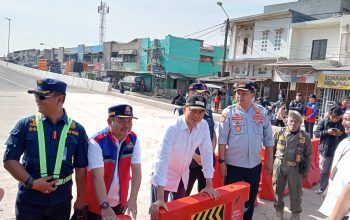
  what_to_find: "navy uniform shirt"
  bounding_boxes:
[219,104,274,168]
[3,111,88,205]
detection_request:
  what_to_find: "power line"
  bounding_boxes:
[183,22,225,38]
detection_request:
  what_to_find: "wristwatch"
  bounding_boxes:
[24,176,35,190]
[218,159,225,164]
[99,202,110,209]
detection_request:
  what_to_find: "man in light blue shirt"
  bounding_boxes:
[218,81,274,220]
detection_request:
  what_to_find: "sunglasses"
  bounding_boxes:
[34,93,55,101]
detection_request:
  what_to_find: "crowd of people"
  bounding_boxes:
[2,78,350,220]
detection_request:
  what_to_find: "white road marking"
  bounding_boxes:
[0,75,31,89]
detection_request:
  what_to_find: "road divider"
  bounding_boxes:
[153,182,250,220]
[0,61,109,93]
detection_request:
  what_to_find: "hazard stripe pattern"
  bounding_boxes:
[191,204,224,220]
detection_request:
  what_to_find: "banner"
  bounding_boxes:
[273,69,316,83]
[317,73,350,89]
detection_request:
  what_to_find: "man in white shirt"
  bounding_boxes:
[149,95,219,219]
[85,104,141,220]
[319,110,350,219]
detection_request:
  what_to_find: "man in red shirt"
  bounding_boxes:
[304,94,319,139]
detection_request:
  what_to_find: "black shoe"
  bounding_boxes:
[316,188,324,194]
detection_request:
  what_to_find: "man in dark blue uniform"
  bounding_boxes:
[3,78,88,220]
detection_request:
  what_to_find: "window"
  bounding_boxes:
[123,54,137,62]
[243,37,248,54]
[274,31,282,51]
[200,55,213,63]
[234,68,240,74]
[258,67,268,74]
[311,39,327,60]
[261,32,268,51]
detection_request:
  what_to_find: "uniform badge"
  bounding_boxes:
[70,122,76,129]
[277,144,285,150]
[232,113,243,121]
[127,142,134,149]
[221,113,228,122]
[124,106,132,116]
[29,118,37,126]
[235,126,241,132]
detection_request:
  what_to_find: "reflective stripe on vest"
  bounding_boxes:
[36,113,73,178]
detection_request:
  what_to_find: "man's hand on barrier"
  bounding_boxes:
[219,163,227,179]
[201,185,219,200]
[149,199,168,219]
[124,197,138,219]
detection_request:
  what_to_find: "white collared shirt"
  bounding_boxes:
[319,138,350,217]
[88,135,141,207]
[151,115,214,192]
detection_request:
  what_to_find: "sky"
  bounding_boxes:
[0,0,294,56]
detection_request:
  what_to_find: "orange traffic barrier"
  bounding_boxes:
[213,154,224,188]
[153,182,250,220]
[302,138,320,188]
[258,147,289,201]
[117,215,132,220]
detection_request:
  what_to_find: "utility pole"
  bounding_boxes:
[217,2,230,77]
[5,17,11,58]
[98,1,109,45]
[222,18,229,77]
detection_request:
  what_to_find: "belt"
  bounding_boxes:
[55,174,73,186]
[278,158,297,167]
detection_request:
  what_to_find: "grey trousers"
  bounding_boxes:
[319,154,333,190]
[273,159,303,213]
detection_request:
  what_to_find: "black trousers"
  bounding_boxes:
[304,121,315,139]
[16,199,71,220]
[186,167,206,196]
[151,179,186,203]
[225,163,262,220]
[87,204,124,220]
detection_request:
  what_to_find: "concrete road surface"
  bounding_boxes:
[0,66,327,220]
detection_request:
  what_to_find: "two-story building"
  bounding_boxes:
[141,35,224,93]
[226,9,315,99]
[273,15,350,117]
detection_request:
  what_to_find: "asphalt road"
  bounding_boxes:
[0,66,327,220]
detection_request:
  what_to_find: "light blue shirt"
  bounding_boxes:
[218,104,274,168]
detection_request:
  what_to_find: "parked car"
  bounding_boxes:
[118,76,143,92]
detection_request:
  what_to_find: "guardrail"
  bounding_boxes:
[0,60,109,93]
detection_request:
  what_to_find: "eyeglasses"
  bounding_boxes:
[34,93,55,101]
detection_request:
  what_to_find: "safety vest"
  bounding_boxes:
[305,102,318,123]
[36,113,73,179]
[85,128,137,215]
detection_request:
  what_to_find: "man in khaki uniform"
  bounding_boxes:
[273,110,312,220]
